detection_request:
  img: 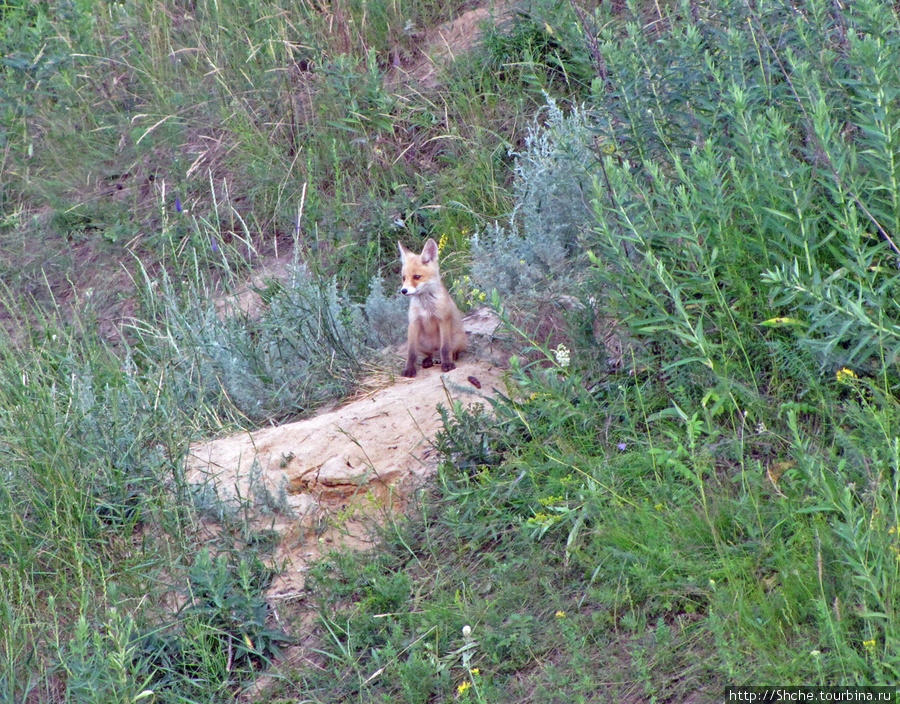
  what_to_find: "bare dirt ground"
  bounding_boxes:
[401,1,514,86]
[185,308,507,597]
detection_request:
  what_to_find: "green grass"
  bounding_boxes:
[3,0,900,700]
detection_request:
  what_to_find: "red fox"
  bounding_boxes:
[398,238,467,377]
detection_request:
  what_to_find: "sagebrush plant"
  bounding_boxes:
[362,274,409,347]
[131,252,367,423]
[471,96,596,297]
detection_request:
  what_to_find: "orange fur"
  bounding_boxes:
[398,238,467,377]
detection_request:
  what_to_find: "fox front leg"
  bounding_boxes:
[402,325,419,378]
[438,321,456,373]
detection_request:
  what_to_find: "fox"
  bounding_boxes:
[398,238,467,378]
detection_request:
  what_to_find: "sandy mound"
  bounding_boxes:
[186,310,506,595]
[401,1,514,87]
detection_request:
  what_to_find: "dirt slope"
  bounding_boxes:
[185,309,506,595]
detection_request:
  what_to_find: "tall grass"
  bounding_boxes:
[0,0,535,306]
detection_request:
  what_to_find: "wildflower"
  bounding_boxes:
[555,610,566,619]
[457,681,472,696]
[175,197,182,213]
[863,639,877,653]
[462,625,472,638]
[438,232,449,254]
[554,344,571,368]
[617,442,627,451]
[655,503,664,512]
[470,668,480,676]
[836,367,858,384]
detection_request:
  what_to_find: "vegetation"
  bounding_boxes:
[2,0,900,700]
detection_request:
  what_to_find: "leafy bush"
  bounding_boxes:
[586,0,900,386]
[494,0,900,685]
[59,548,288,699]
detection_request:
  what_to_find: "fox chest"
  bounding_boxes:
[408,299,444,349]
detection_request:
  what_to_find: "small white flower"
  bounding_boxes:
[554,344,571,368]
[462,625,472,638]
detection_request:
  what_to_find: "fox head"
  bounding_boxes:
[398,238,441,296]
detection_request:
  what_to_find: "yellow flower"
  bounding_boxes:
[863,639,877,652]
[836,367,858,384]
[457,680,472,695]
[470,668,480,676]
[555,610,566,619]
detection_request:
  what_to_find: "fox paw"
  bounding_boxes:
[421,356,434,369]
[441,360,456,372]
[401,366,417,378]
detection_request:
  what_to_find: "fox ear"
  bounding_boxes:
[398,241,410,260]
[420,238,439,263]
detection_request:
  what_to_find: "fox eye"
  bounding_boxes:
[413,274,421,280]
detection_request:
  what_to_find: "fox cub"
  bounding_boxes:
[398,238,467,377]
